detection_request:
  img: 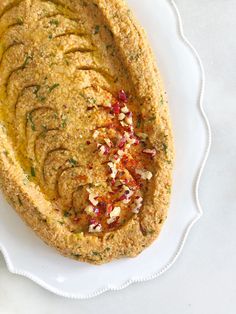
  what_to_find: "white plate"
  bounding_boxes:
[0,0,211,299]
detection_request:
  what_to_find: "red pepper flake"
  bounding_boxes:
[90,218,97,225]
[122,155,128,165]
[97,201,107,210]
[112,101,121,115]
[103,146,110,155]
[87,107,94,111]
[129,134,140,145]
[125,126,133,133]
[108,219,119,229]
[118,136,126,149]
[107,204,113,215]
[116,194,126,202]
[109,190,116,196]
[73,217,80,223]
[86,140,91,145]
[112,187,122,194]
[118,90,128,103]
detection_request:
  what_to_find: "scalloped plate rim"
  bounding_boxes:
[0,0,211,299]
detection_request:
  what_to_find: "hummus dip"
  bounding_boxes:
[0,0,174,264]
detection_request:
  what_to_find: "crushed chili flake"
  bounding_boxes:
[118,136,126,149]
[118,90,128,102]
[73,217,80,223]
[112,102,121,114]
[116,194,126,202]
[107,204,113,215]
[107,219,119,229]
[90,218,97,225]
[97,201,107,210]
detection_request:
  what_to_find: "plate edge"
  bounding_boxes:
[0,0,212,299]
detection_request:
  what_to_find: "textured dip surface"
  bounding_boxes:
[0,0,174,264]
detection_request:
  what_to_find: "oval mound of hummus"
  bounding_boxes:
[0,0,174,264]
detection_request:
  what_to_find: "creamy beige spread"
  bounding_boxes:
[0,0,173,264]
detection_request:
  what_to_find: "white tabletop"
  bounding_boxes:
[0,0,235,313]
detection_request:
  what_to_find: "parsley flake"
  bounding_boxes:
[27,112,36,131]
[48,83,60,93]
[49,19,59,26]
[22,54,33,69]
[69,158,77,167]
[31,166,36,177]
[94,25,100,35]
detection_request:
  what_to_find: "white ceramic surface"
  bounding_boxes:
[0,0,210,299]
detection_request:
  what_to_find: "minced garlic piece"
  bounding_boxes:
[136,169,153,180]
[107,207,121,224]
[118,113,126,120]
[121,106,129,113]
[93,130,99,139]
[89,223,102,233]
